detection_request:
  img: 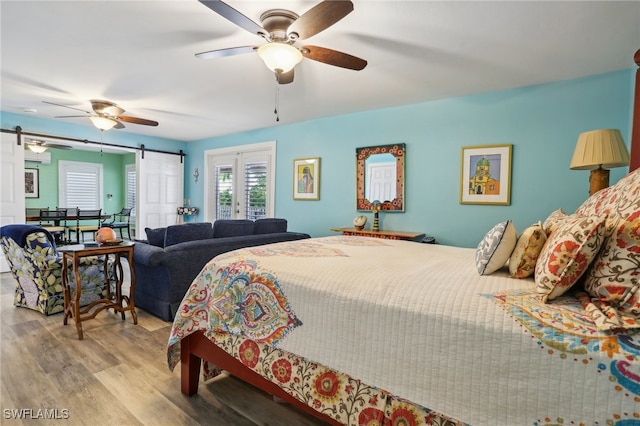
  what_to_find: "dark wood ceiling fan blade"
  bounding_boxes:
[198,0,266,37]
[113,121,126,130]
[117,115,158,127]
[276,69,294,85]
[117,115,159,127]
[302,45,367,70]
[288,0,353,40]
[196,46,257,59]
[43,100,91,114]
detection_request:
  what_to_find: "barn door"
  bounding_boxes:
[0,133,26,272]
[136,151,183,238]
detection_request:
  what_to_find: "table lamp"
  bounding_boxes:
[569,129,630,196]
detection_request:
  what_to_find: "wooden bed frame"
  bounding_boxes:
[179,49,640,423]
[180,330,340,425]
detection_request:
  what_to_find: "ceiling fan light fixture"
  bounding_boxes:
[27,143,47,154]
[257,42,302,73]
[89,116,118,131]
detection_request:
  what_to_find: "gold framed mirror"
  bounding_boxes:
[356,143,405,211]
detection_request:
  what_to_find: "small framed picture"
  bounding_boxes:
[293,157,320,200]
[460,144,512,205]
[25,168,39,198]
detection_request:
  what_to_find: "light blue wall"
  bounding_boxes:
[2,69,634,247]
[184,69,634,247]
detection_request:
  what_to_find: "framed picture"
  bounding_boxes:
[25,168,39,198]
[460,144,512,205]
[293,157,320,200]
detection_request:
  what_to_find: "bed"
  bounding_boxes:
[167,53,640,425]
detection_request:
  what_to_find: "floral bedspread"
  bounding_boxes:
[168,236,640,425]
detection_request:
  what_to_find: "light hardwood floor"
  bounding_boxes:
[0,271,326,425]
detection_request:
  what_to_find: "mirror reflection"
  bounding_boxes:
[356,143,405,212]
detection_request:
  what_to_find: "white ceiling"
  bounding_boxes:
[1,1,638,142]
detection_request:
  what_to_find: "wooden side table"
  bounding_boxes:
[59,242,138,340]
[331,228,426,241]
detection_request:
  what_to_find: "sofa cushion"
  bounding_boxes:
[254,218,287,234]
[145,227,166,247]
[164,222,213,247]
[213,220,255,238]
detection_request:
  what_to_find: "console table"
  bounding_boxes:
[59,241,137,340]
[331,228,425,241]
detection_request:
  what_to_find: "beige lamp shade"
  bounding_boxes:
[570,129,630,170]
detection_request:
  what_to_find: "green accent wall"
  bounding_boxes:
[25,149,130,216]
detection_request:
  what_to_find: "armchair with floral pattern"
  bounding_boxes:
[0,224,108,316]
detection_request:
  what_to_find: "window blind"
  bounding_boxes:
[244,161,267,220]
[126,167,136,216]
[214,165,233,220]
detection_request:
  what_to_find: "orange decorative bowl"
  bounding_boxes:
[95,227,117,244]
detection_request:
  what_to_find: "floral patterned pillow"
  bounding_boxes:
[535,214,606,302]
[475,220,517,275]
[580,168,640,328]
[542,208,567,236]
[509,222,546,279]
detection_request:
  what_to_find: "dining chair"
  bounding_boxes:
[103,207,132,240]
[26,207,48,224]
[68,208,103,243]
[39,208,68,245]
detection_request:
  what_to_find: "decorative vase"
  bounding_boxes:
[353,215,367,230]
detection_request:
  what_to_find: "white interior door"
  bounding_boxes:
[366,162,396,202]
[136,151,183,238]
[0,133,26,272]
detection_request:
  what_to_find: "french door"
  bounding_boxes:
[205,142,275,221]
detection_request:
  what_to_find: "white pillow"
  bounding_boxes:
[475,220,517,275]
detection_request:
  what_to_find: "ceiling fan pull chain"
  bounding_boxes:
[274,76,280,122]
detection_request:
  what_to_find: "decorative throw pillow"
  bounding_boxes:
[542,208,567,236]
[145,227,166,248]
[582,212,640,319]
[508,222,547,279]
[475,220,517,275]
[534,214,606,302]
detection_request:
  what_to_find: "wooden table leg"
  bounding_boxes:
[72,254,84,340]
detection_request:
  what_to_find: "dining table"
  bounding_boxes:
[26,214,113,227]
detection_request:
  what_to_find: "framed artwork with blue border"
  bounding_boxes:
[460,144,512,205]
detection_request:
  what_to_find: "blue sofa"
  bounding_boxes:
[133,219,310,321]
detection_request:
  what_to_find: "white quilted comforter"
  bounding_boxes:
[188,236,640,425]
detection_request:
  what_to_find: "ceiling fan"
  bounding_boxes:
[196,0,367,84]
[25,138,72,153]
[43,99,159,131]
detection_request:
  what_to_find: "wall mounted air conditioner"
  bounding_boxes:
[24,150,51,164]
